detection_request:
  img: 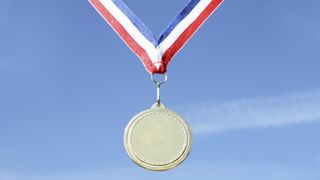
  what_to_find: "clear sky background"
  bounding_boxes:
[1,0,320,179]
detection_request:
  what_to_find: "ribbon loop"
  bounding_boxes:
[90,0,223,74]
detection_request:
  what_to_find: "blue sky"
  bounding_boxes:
[0,0,319,179]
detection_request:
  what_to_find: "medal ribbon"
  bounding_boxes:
[89,0,223,74]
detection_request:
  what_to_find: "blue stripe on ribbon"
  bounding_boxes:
[157,0,201,44]
[112,0,157,47]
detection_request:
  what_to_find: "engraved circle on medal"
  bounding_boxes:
[124,104,192,171]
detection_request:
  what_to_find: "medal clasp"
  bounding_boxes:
[151,73,167,106]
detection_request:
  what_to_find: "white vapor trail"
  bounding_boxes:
[177,90,320,134]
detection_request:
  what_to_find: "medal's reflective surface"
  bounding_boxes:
[124,103,192,171]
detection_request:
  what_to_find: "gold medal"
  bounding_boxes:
[124,74,192,171]
[124,103,192,171]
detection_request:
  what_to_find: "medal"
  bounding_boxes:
[89,0,223,171]
[125,74,192,171]
[125,103,192,171]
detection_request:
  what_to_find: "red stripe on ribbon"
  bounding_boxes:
[90,0,157,74]
[160,0,223,73]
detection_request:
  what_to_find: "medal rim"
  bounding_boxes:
[124,104,192,171]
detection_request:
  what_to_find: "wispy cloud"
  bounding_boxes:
[177,90,320,134]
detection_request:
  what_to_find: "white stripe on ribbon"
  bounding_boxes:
[158,0,212,54]
[100,0,159,64]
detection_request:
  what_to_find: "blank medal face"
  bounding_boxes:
[124,104,192,171]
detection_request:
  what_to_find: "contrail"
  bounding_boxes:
[176,90,320,134]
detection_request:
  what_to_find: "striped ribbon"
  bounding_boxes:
[89,0,223,74]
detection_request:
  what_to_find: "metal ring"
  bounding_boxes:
[151,73,168,85]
